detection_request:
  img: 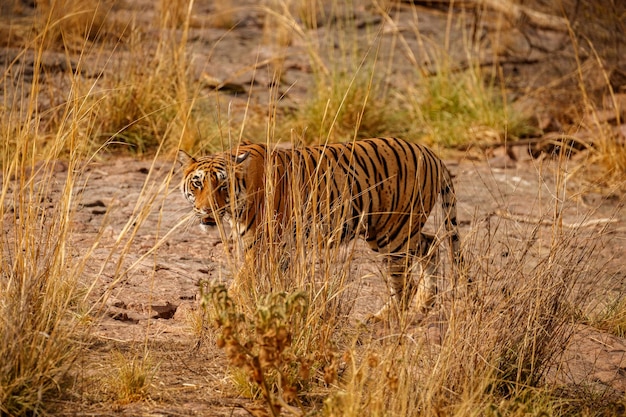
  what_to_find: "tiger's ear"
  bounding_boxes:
[177,150,196,167]
[233,151,250,165]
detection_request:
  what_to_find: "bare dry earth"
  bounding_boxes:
[37,152,621,415]
[1,0,625,415]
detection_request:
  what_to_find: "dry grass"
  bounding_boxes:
[0,11,103,409]
[78,1,212,155]
[593,295,626,338]
[35,0,110,44]
[108,350,156,404]
[0,3,185,414]
[82,39,192,153]
[399,64,532,147]
[570,38,626,191]
[0,0,624,415]
[258,0,533,149]
[264,0,402,143]
[0,58,90,417]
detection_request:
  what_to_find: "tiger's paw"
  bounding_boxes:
[366,300,399,324]
[366,295,433,326]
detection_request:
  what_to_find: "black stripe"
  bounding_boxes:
[369,141,389,179]
[387,140,404,182]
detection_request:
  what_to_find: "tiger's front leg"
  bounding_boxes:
[225,223,260,297]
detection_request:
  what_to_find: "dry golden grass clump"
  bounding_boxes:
[0,91,90,416]
[0,5,182,413]
[33,0,124,49]
[108,350,156,404]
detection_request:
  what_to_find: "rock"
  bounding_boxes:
[151,301,178,319]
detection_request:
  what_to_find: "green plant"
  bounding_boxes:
[592,295,626,338]
[400,63,530,148]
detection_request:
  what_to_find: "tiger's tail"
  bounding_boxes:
[440,166,463,267]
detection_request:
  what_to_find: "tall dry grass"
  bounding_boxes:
[197,138,369,415]
[0,44,92,417]
[0,1,189,414]
[0,3,103,410]
[565,17,626,192]
[191,4,624,414]
[257,0,533,149]
[78,0,215,155]
[0,156,83,416]
[33,0,115,48]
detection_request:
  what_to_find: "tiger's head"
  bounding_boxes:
[177,149,250,228]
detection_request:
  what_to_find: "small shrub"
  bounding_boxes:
[202,284,315,416]
[593,295,626,338]
[109,351,156,404]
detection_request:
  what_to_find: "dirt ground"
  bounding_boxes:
[2,0,625,415]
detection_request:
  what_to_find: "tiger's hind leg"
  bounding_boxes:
[412,232,439,314]
[369,232,438,322]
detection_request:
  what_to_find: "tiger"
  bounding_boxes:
[177,137,462,321]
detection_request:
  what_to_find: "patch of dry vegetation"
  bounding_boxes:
[108,350,156,404]
[261,0,530,146]
[0,0,624,415]
[0,3,185,413]
[0,52,91,417]
[593,295,626,338]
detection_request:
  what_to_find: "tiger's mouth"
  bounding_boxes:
[199,215,217,226]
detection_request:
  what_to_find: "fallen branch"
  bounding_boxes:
[456,137,543,151]
[404,0,569,32]
[456,135,593,159]
[493,209,618,229]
